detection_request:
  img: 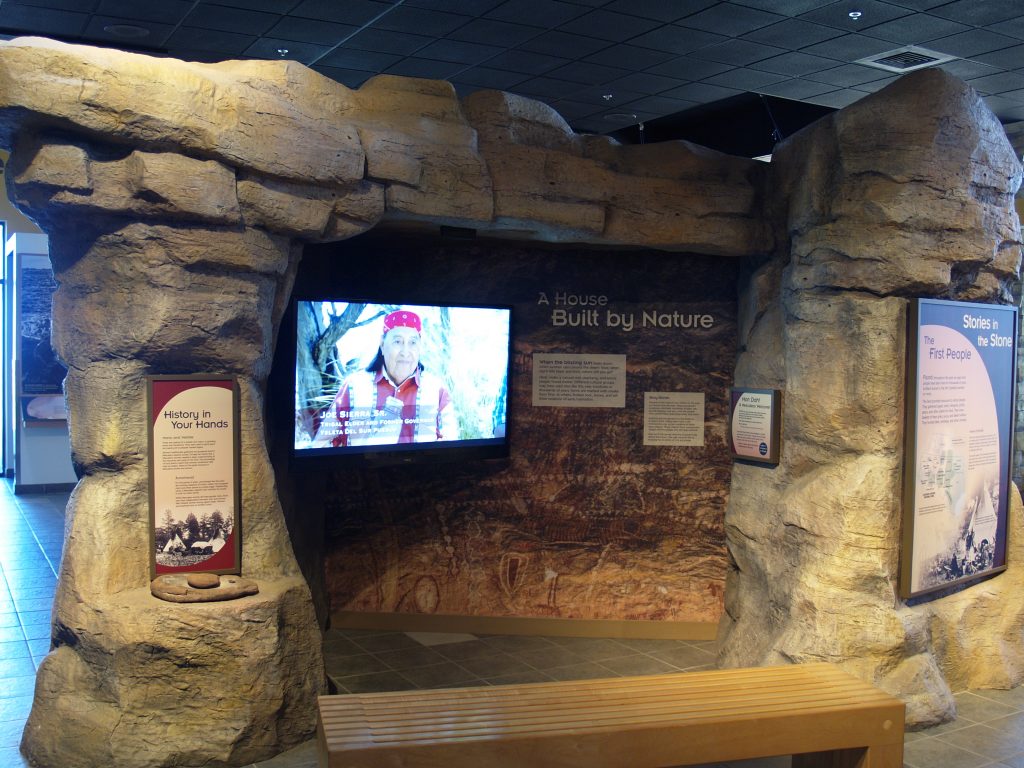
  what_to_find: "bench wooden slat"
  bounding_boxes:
[317,662,904,768]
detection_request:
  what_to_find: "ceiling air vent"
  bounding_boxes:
[856,46,956,74]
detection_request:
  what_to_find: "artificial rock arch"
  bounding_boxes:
[0,35,1020,767]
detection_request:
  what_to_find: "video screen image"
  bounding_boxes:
[294,301,510,456]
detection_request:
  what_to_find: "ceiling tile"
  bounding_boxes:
[927,29,1022,58]
[183,5,280,36]
[570,84,646,105]
[621,94,697,114]
[804,89,868,108]
[728,0,839,15]
[689,39,788,66]
[96,0,192,25]
[547,60,631,85]
[798,1,911,32]
[416,38,504,65]
[519,31,610,58]
[556,10,662,42]
[646,55,732,79]
[702,67,787,90]
[83,15,175,45]
[749,50,839,76]
[800,33,893,61]
[244,37,330,63]
[883,0,949,9]
[601,0,716,22]
[661,81,742,102]
[0,4,88,36]
[345,28,434,55]
[973,44,1024,71]
[967,71,1024,96]
[485,49,569,74]
[450,66,529,89]
[485,0,590,29]
[741,18,844,49]
[197,0,290,12]
[311,64,375,88]
[403,0,505,13]
[757,78,838,99]
[804,62,893,87]
[605,71,688,94]
[166,26,256,54]
[289,0,391,25]
[930,0,1023,26]
[629,26,727,55]
[9,0,99,10]
[447,19,539,47]
[320,47,403,71]
[678,4,786,37]
[584,44,676,70]
[170,48,236,63]
[938,59,1000,80]
[266,17,359,46]
[999,17,1024,41]
[386,57,466,79]
[372,6,472,37]
[514,76,583,98]
[851,74,898,92]
[859,13,969,45]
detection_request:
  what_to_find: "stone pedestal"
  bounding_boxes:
[22,578,321,768]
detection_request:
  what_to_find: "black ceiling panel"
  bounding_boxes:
[601,0,717,23]
[183,5,279,37]
[728,0,839,16]
[860,13,970,45]
[556,10,662,42]
[800,33,893,62]
[484,0,590,29]
[519,30,610,58]
[244,36,329,63]
[405,0,505,13]
[972,44,1024,71]
[289,0,391,25]
[645,55,732,80]
[96,0,191,25]
[547,60,631,85]
[167,26,256,55]
[690,39,788,66]
[967,71,1024,96]
[804,62,893,87]
[757,77,837,99]
[741,18,844,49]
[628,25,727,55]
[415,38,504,65]
[485,48,569,74]
[447,18,539,47]
[266,17,357,46]
[605,71,689,95]
[344,28,434,55]
[929,0,1024,27]
[927,28,1022,58]
[386,57,465,79]
[319,47,403,72]
[83,15,174,46]
[373,6,471,37]
[678,3,786,37]
[0,5,88,36]
[750,50,839,77]
[451,66,528,89]
[702,67,787,90]
[584,44,676,70]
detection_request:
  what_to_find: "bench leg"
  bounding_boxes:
[793,744,903,768]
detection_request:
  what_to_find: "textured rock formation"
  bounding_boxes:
[720,69,1024,727]
[0,37,768,768]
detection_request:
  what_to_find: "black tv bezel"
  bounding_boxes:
[289,296,513,469]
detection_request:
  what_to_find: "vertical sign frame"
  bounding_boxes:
[728,387,781,465]
[148,375,241,579]
[901,299,1017,599]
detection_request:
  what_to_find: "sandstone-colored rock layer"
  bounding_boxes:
[720,69,1024,727]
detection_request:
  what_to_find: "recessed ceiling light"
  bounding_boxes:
[602,93,614,101]
[848,10,862,20]
[277,48,289,57]
[103,24,150,38]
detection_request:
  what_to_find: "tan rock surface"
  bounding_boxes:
[720,68,1024,727]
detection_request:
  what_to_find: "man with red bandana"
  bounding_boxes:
[311,309,458,447]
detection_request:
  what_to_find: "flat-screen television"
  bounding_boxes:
[292,299,511,465]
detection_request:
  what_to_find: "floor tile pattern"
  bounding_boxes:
[1,485,1023,768]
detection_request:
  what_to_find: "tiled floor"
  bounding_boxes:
[3,485,1024,768]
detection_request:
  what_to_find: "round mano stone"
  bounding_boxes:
[187,573,220,589]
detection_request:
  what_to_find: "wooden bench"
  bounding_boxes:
[316,662,904,768]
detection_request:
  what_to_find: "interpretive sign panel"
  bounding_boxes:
[644,392,705,446]
[901,299,1017,598]
[531,353,627,408]
[148,375,241,578]
[729,388,781,465]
